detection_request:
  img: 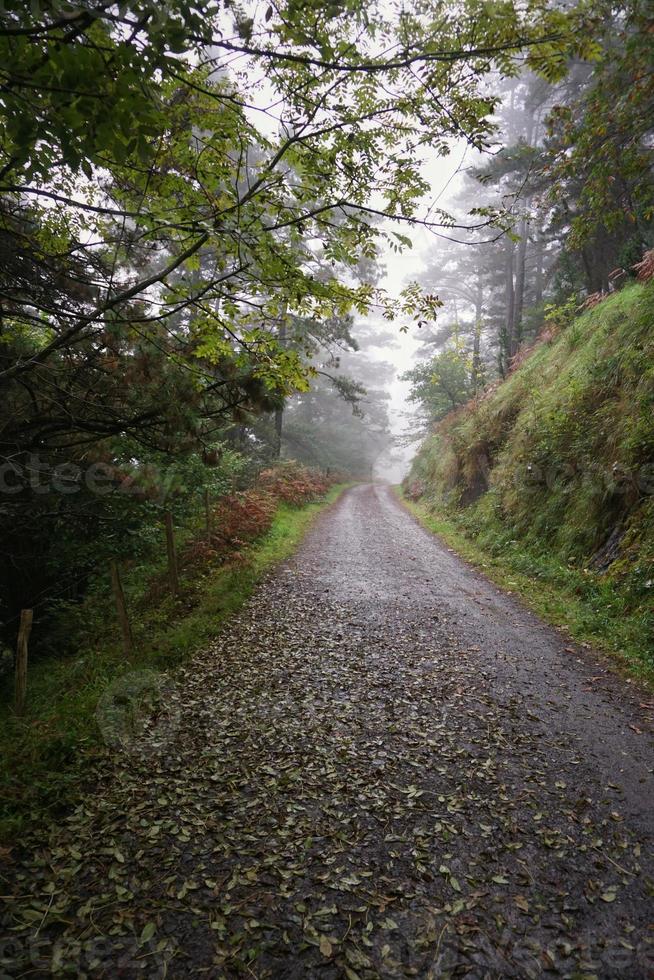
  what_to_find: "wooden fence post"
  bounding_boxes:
[15,609,32,717]
[110,560,133,657]
[164,510,179,597]
[204,488,212,541]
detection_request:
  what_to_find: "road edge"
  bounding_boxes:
[392,484,654,692]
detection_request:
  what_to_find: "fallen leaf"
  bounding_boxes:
[140,921,156,943]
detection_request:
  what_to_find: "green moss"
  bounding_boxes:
[0,486,347,844]
[405,280,654,679]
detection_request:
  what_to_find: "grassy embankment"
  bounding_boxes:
[0,476,347,844]
[403,280,654,683]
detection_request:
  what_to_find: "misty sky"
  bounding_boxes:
[365,139,475,481]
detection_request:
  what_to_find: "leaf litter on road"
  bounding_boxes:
[1,486,652,978]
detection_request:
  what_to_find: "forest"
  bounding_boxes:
[1,1,653,977]
[1,1,650,646]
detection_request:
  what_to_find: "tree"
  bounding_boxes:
[543,0,654,292]
[0,0,599,628]
[402,346,477,427]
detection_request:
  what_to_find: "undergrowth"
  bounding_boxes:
[0,466,346,844]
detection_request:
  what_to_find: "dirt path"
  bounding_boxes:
[2,484,653,978]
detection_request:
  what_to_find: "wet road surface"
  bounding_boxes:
[2,484,653,977]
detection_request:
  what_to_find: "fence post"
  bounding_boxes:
[164,510,179,597]
[15,609,33,716]
[204,488,212,541]
[110,560,133,657]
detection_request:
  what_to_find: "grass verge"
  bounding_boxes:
[0,484,348,845]
[397,487,654,687]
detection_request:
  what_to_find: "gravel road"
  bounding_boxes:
[2,483,653,978]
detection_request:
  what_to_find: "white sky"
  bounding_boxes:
[364,144,472,481]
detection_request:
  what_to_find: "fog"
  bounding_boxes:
[355,141,476,483]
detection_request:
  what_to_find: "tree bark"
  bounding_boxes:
[513,216,528,352]
[472,266,483,392]
[503,239,516,373]
[274,312,287,459]
[534,231,544,305]
[15,609,32,716]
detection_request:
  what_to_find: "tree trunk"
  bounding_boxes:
[14,609,32,717]
[274,405,283,458]
[534,231,544,305]
[274,313,287,459]
[503,239,516,373]
[513,216,528,351]
[472,267,483,392]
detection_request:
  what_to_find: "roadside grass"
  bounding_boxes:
[0,484,347,845]
[398,488,654,687]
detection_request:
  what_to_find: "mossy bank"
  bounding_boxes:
[404,280,654,681]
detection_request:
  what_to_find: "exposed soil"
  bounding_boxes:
[1,484,653,978]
